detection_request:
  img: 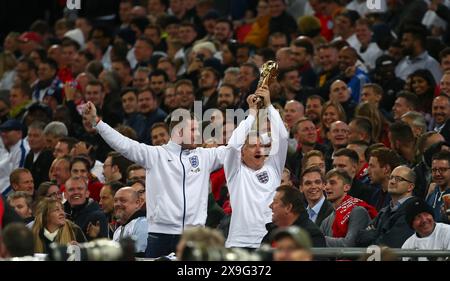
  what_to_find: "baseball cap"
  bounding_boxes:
[18,32,43,44]
[375,55,395,68]
[272,226,312,250]
[0,119,23,132]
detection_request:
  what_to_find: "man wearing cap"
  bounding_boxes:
[18,32,43,57]
[0,120,30,195]
[370,55,405,112]
[401,198,450,261]
[271,226,314,261]
[224,86,288,249]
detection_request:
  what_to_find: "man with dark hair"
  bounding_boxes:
[53,137,78,159]
[300,166,333,227]
[15,58,38,87]
[316,44,340,99]
[137,87,167,144]
[213,18,234,45]
[368,148,404,210]
[174,79,196,111]
[426,151,450,222]
[85,79,122,128]
[150,122,170,146]
[99,181,124,238]
[268,0,297,40]
[356,166,416,248]
[290,38,317,88]
[217,83,239,110]
[121,87,146,141]
[440,47,450,73]
[133,36,154,69]
[32,58,63,103]
[334,10,360,49]
[392,91,419,121]
[24,120,54,187]
[103,151,134,184]
[197,67,219,113]
[111,59,133,88]
[395,25,442,82]
[389,122,416,165]
[348,117,372,144]
[149,69,169,102]
[0,223,34,258]
[333,148,374,203]
[237,62,259,110]
[305,95,324,126]
[262,185,326,247]
[268,32,288,53]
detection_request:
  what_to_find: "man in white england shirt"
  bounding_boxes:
[224,85,289,248]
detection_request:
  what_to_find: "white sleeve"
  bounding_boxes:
[223,114,256,178]
[267,105,289,176]
[133,218,149,253]
[227,114,256,150]
[96,121,156,169]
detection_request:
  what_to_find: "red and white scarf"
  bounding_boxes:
[332,195,378,238]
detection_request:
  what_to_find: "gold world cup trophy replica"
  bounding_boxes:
[254,60,278,137]
[254,60,278,109]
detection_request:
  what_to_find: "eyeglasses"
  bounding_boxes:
[431,167,450,174]
[389,175,412,183]
[47,191,63,198]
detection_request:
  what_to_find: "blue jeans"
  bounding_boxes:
[145,232,181,258]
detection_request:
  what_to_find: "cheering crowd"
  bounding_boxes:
[0,0,450,261]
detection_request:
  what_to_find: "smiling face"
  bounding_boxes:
[432,96,450,126]
[114,188,141,224]
[322,105,340,129]
[65,178,89,207]
[300,171,325,206]
[412,212,435,237]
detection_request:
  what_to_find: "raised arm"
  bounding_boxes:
[83,102,156,168]
[226,94,258,150]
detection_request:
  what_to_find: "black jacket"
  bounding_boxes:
[349,179,374,204]
[315,199,334,228]
[24,149,54,188]
[356,197,416,248]
[64,199,108,241]
[262,211,326,248]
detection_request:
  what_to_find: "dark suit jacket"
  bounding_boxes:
[24,149,54,188]
[440,119,450,143]
[315,199,334,227]
[349,179,374,204]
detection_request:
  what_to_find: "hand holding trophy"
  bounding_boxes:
[254,60,278,109]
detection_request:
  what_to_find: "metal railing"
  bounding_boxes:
[311,247,450,259]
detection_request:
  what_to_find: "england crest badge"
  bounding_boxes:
[189,155,199,168]
[256,171,269,184]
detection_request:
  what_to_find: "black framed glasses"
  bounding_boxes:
[431,167,450,174]
[389,175,413,183]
